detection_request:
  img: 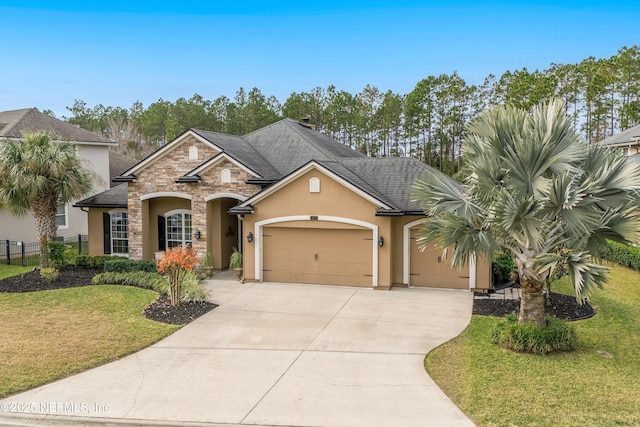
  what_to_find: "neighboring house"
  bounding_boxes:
[599,123,640,155]
[0,108,116,241]
[76,118,491,290]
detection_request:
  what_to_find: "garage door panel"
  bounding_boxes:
[263,227,372,287]
[409,228,469,289]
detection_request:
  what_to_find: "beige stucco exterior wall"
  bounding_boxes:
[87,207,109,256]
[241,168,394,288]
[207,198,240,270]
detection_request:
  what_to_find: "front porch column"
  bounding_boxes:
[191,197,207,260]
[128,197,144,260]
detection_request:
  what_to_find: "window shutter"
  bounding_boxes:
[103,213,111,254]
[158,216,166,251]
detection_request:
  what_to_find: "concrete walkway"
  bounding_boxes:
[0,274,475,427]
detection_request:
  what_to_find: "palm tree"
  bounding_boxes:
[412,100,640,327]
[0,132,93,267]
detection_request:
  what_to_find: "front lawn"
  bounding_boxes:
[0,265,33,280]
[0,284,179,397]
[425,263,640,426]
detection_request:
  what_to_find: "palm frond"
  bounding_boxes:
[566,252,608,303]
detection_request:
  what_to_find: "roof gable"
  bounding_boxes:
[237,161,393,211]
[191,129,280,180]
[184,152,261,179]
[0,108,114,144]
[120,129,221,178]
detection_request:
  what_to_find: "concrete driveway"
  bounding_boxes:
[0,276,475,427]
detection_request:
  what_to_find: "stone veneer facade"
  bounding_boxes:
[126,135,261,260]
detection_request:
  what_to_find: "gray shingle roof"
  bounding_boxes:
[83,118,450,214]
[190,129,281,180]
[316,160,397,209]
[109,151,138,188]
[74,184,128,208]
[0,108,114,144]
[243,118,364,175]
[599,124,640,147]
[338,157,442,212]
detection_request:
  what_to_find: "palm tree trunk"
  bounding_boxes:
[519,278,546,328]
[31,196,57,269]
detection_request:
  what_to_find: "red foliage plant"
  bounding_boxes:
[156,246,199,306]
[157,246,198,273]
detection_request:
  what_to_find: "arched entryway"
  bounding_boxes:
[205,193,247,269]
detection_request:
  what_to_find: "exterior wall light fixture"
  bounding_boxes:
[247,232,254,243]
[378,236,384,247]
[194,229,201,240]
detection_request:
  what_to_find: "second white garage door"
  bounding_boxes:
[263,226,373,287]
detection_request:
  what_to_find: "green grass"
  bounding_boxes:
[0,285,179,398]
[425,263,640,427]
[0,264,34,280]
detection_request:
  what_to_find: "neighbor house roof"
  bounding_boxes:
[74,184,128,208]
[109,151,138,188]
[599,124,640,148]
[0,108,115,144]
[78,118,441,213]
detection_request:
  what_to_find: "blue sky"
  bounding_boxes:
[1,0,638,118]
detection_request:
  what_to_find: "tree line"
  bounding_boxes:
[64,45,640,175]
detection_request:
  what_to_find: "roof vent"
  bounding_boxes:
[300,117,316,130]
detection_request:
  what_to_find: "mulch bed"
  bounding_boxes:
[0,266,216,325]
[474,291,595,321]
[2,266,593,323]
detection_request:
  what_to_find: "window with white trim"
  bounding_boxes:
[56,203,67,228]
[221,168,231,183]
[309,177,320,193]
[110,210,129,255]
[166,210,193,249]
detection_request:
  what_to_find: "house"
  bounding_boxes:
[76,118,491,290]
[0,108,117,241]
[599,123,640,155]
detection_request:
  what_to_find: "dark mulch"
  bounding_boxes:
[0,266,101,292]
[0,266,216,325]
[474,291,595,321]
[143,295,217,325]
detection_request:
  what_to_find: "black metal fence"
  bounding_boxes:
[0,235,89,267]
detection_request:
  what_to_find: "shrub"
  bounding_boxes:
[92,271,169,294]
[157,246,199,306]
[180,269,209,303]
[490,314,577,355]
[40,267,59,283]
[90,255,120,269]
[104,258,157,273]
[601,240,640,271]
[47,241,67,269]
[492,252,515,286]
[74,254,92,267]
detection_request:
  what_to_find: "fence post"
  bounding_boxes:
[5,240,10,265]
[21,242,25,267]
[78,234,82,254]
